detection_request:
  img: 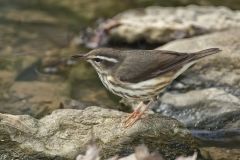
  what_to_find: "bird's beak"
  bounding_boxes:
[71,54,87,60]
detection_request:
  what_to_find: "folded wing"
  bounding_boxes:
[115,50,192,83]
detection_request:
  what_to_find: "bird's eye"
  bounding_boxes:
[94,58,102,63]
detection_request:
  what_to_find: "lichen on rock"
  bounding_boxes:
[0,107,198,160]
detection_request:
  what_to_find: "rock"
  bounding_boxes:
[161,88,240,107]
[0,81,68,118]
[0,127,64,160]
[200,147,240,160]
[154,29,240,130]
[101,6,240,44]
[0,107,198,160]
[76,144,198,160]
[156,88,240,129]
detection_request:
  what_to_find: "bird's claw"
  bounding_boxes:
[122,111,144,128]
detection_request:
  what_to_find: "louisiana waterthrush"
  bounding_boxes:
[72,48,221,127]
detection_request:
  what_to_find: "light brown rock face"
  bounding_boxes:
[0,107,197,160]
[106,6,240,44]
[0,81,68,118]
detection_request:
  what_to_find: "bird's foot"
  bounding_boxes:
[122,101,148,128]
[122,110,145,128]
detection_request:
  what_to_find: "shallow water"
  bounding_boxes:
[191,129,240,148]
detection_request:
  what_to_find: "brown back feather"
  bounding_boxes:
[115,48,220,83]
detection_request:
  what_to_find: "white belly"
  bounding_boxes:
[97,61,196,100]
[98,73,170,100]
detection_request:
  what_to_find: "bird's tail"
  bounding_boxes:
[191,48,221,60]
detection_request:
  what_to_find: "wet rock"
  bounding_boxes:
[0,81,68,118]
[156,88,240,129]
[0,106,198,160]
[97,6,240,45]
[200,147,240,160]
[154,29,240,130]
[161,88,240,107]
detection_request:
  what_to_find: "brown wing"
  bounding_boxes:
[115,50,192,83]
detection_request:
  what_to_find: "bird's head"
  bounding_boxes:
[72,48,124,74]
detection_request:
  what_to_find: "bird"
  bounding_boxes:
[72,47,221,127]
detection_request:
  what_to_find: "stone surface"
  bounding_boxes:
[76,144,198,160]
[0,81,68,118]
[0,130,64,160]
[105,6,240,44]
[157,88,240,129]
[200,147,240,160]
[0,107,198,160]
[153,29,240,130]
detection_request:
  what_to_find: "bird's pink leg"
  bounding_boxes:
[122,101,149,128]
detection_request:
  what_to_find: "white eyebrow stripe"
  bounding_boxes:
[95,56,118,63]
